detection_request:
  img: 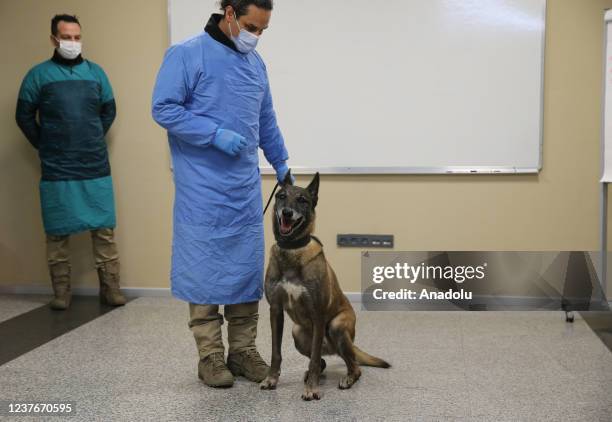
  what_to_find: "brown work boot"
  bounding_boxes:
[224,301,268,382]
[227,348,270,382]
[198,352,234,388]
[49,262,71,310]
[97,260,126,306]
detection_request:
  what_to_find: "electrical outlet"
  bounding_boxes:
[337,234,393,248]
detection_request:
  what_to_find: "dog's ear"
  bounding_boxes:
[307,172,319,208]
[281,169,293,187]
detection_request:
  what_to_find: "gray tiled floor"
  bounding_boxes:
[0,297,611,421]
[0,294,51,323]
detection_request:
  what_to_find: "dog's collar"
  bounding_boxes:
[277,235,311,249]
[276,235,323,250]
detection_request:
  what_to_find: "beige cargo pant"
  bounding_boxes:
[46,228,120,276]
[188,301,259,359]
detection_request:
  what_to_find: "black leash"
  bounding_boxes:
[263,182,279,215]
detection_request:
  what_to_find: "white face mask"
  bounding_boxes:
[55,38,82,60]
[231,15,259,54]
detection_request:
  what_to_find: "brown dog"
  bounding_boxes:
[260,172,390,400]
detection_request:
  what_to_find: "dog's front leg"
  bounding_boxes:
[260,304,284,390]
[302,318,324,401]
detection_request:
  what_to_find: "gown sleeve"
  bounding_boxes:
[151,43,218,147]
[15,68,41,150]
[258,66,289,170]
[92,63,116,136]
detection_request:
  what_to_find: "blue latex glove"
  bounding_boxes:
[212,128,247,157]
[274,162,295,184]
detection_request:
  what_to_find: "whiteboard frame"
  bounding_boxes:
[602,9,612,182]
[167,0,547,175]
[600,9,611,294]
[538,0,547,174]
[259,166,538,175]
[167,0,173,46]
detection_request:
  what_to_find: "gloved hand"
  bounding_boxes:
[275,162,295,185]
[212,128,247,157]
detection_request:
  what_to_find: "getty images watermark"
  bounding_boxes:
[370,260,487,300]
[361,251,610,311]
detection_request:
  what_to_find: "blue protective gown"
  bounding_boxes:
[151,27,288,305]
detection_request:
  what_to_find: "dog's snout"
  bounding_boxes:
[282,208,293,218]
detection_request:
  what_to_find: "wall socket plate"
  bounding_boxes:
[337,234,394,248]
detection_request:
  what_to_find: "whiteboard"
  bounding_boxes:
[602,10,612,182]
[168,0,546,174]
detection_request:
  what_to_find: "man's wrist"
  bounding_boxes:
[273,161,288,174]
[211,128,222,147]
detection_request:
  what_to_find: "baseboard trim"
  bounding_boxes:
[0,285,171,298]
[1,286,610,308]
[1,285,357,301]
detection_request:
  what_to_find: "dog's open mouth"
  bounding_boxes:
[278,214,304,236]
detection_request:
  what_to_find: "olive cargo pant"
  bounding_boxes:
[188,301,259,359]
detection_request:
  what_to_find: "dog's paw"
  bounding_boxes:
[260,376,278,390]
[338,369,361,390]
[301,387,321,401]
[338,374,358,390]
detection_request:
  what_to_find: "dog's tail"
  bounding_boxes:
[353,345,391,368]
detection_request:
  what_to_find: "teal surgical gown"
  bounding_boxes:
[16,52,117,236]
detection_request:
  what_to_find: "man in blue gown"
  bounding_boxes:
[152,0,291,388]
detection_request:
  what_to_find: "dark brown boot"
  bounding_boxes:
[225,301,269,382]
[49,262,71,310]
[198,352,234,388]
[97,260,126,306]
[227,348,269,382]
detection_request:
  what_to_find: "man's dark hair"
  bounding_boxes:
[51,14,81,36]
[220,0,273,18]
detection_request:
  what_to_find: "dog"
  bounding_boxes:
[260,171,390,401]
